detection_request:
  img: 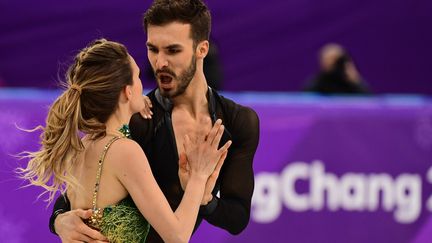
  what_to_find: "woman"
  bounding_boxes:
[18,39,231,243]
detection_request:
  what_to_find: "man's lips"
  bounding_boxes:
[158,74,173,84]
[158,74,174,89]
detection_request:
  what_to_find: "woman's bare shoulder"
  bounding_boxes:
[107,138,147,164]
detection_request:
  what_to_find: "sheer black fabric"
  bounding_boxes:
[50,88,260,242]
[49,194,70,235]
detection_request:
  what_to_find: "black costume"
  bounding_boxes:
[49,88,260,242]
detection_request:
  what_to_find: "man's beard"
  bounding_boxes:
[156,55,197,98]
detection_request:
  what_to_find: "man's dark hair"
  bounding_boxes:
[143,0,211,44]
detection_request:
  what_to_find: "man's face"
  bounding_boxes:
[146,22,197,98]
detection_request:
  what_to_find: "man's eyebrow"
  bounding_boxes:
[146,43,156,48]
[165,44,182,49]
[146,43,183,50]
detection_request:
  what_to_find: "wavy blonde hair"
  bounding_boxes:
[17,39,133,203]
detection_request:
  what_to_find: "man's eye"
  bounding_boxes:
[148,47,158,53]
[168,49,180,54]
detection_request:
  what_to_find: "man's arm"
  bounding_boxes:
[201,106,259,234]
[49,194,71,234]
[49,195,107,242]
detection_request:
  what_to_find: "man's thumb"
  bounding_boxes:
[75,209,93,219]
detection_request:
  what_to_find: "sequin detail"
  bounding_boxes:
[118,124,131,138]
[86,136,121,229]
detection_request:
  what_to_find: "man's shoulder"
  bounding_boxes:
[216,93,258,122]
[216,93,259,148]
[129,89,165,145]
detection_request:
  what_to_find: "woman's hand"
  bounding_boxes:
[139,95,153,119]
[178,149,228,205]
[183,119,232,179]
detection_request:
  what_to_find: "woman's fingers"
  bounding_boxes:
[211,124,225,148]
[140,95,153,119]
[218,140,232,154]
[207,119,222,145]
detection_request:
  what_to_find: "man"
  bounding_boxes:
[50,0,260,242]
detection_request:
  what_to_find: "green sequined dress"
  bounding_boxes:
[86,136,150,243]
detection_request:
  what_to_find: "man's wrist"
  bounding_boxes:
[49,209,65,235]
[199,195,218,216]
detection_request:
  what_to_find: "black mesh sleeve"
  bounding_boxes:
[202,106,260,234]
[49,194,71,235]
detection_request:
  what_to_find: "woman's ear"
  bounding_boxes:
[196,40,209,59]
[124,85,133,101]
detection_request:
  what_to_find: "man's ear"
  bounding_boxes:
[196,40,209,59]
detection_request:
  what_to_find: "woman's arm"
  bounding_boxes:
[112,120,230,243]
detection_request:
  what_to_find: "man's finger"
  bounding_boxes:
[72,209,108,241]
[72,233,93,242]
[74,209,92,219]
[80,225,108,241]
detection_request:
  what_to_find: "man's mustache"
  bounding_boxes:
[155,68,176,78]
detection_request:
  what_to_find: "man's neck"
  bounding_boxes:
[172,73,209,119]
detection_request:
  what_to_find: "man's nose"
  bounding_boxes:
[155,53,168,69]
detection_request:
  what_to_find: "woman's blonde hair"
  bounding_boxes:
[17,39,133,203]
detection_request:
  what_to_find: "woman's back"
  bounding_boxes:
[69,135,150,243]
[68,135,129,210]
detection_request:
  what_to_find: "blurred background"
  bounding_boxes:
[1,0,431,93]
[1,0,432,242]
